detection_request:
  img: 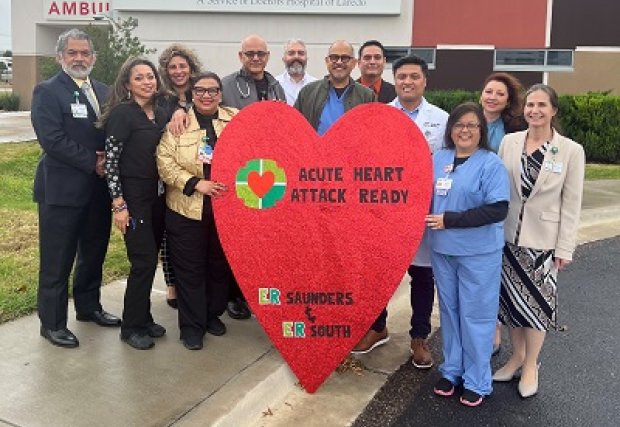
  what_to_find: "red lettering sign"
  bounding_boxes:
[47,1,110,17]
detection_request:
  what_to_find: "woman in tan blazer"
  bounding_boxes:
[493,84,585,398]
[157,71,238,350]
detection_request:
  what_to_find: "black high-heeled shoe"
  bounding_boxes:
[166,298,178,309]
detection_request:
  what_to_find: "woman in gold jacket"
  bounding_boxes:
[157,71,238,350]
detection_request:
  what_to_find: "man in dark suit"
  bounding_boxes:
[31,28,120,348]
[357,40,397,104]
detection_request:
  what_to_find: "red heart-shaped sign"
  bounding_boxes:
[212,102,432,393]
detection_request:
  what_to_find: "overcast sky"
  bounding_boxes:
[0,0,10,52]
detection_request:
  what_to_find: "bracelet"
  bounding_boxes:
[111,203,127,213]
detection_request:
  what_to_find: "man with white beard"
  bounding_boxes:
[275,39,317,105]
[31,28,120,348]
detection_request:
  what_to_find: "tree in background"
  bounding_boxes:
[2,50,11,57]
[39,16,156,85]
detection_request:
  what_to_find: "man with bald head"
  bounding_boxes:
[221,35,285,320]
[221,34,285,109]
[295,40,374,135]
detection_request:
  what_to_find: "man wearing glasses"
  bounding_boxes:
[221,34,286,110]
[275,38,317,106]
[221,34,285,320]
[357,40,396,104]
[31,29,121,348]
[294,40,374,135]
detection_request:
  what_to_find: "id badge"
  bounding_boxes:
[71,103,88,118]
[543,160,553,171]
[552,162,563,174]
[197,141,213,164]
[436,177,452,191]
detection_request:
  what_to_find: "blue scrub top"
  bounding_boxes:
[487,118,506,153]
[430,148,509,256]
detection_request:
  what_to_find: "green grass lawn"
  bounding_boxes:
[584,163,620,180]
[0,142,618,323]
[0,142,129,323]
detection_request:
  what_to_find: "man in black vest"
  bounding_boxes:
[356,40,396,104]
[31,28,120,348]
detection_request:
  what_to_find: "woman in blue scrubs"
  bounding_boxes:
[426,103,510,406]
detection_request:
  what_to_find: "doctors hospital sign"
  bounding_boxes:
[112,0,401,15]
[45,1,111,20]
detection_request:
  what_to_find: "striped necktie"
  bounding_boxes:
[81,81,100,118]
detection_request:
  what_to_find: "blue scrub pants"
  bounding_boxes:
[431,249,502,396]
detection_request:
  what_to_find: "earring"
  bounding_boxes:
[127,90,132,100]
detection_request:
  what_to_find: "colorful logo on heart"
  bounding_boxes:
[235,159,287,209]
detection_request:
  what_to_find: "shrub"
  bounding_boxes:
[0,93,20,111]
[425,90,478,113]
[558,94,620,163]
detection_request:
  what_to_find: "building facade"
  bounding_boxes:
[11,0,620,109]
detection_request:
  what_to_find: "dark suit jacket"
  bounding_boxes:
[31,71,109,207]
[377,79,396,104]
[356,78,396,104]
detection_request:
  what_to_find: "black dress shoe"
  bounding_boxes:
[121,332,154,350]
[40,326,79,348]
[227,298,251,320]
[77,309,122,327]
[182,335,203,350]
[147,322,166,338]
[206,317,227,336]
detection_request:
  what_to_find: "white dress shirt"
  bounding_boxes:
[275,71,318,105]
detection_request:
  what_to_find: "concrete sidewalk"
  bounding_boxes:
[0,180,618,426]
[0,111,35,143]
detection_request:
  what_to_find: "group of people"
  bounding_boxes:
[31,29,584,407]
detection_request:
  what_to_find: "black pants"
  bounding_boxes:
[166,207,230,340]
[370,265,435,338]
[120,178,164,337]
[37,181,111,330]
[408,265,435,339]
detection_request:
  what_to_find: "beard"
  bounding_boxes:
[286,60,305,76]
[60,61,94,80]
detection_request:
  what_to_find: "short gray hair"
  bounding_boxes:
[283,39,307,53]
[56,29,94,55]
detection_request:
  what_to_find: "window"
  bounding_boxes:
[383,47,436,69]
[494,49,573,71]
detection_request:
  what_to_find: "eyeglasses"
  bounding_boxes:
[327,54,354,64]
[453,123,481,131]
[242,51,269,59]
[192,87,221,97]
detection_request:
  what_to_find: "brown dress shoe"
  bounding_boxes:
[410,337,433,369]
[351,328,389,354]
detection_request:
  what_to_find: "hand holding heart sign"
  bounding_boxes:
[212,101,432,392]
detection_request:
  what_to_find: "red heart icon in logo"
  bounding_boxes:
[248,170,275,198]
[212,102,431,393]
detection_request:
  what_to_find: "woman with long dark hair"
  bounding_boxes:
[479,72,528,355]
[480,72,527,153]
[101,57,168,350]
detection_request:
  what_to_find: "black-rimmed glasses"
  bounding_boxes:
[192,87,221,97]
